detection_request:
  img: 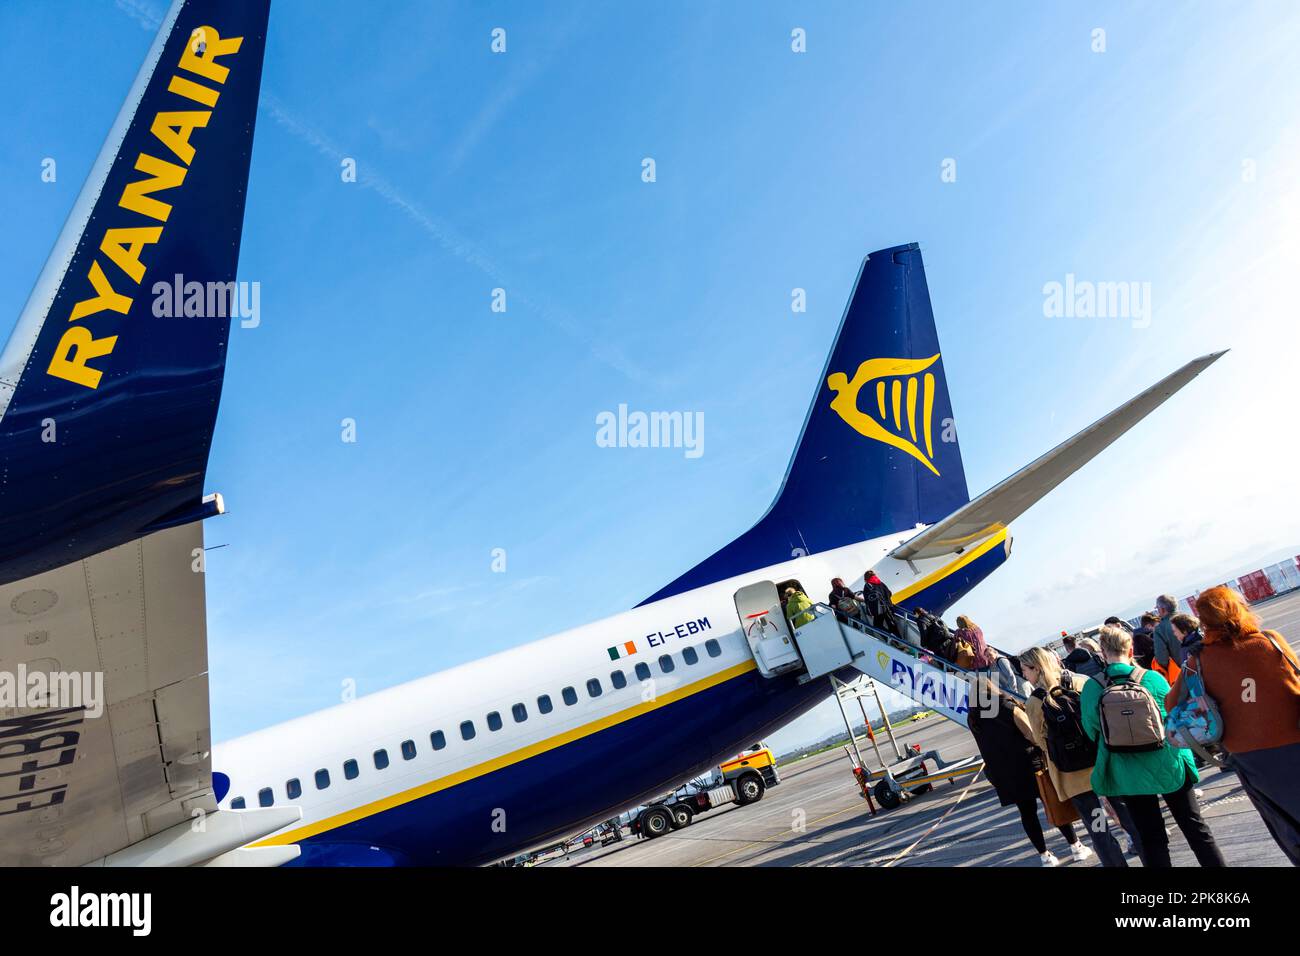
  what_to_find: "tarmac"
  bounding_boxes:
[542,590,1300,867]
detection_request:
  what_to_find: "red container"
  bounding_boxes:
[1237,570,1276,603]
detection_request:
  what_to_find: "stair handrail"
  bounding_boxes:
[806,602,1029,703]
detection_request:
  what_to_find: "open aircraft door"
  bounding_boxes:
[734,582,803,677]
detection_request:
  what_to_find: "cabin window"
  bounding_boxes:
[610,670,627,690]
[487,711,503,732]
[683,646,699,666]
[562,686,578,706]
[258,788,273,807]
[374,749,389,770]
[635,662,651,681]
[286,778,302,800]
[658,654,675,673]
[343,759,359,780]
[512,703,528,723]
[431,730,446,750]
[401,739,417,760]
[587,678,602,698]
[231,796,246,809]
[705,638,722,658]
[460,720,476,741]
[315,769,330,790]
[537,694,553,714]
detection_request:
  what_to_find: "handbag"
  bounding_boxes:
[1035,766,1080,828]
[1165,650,1227,766]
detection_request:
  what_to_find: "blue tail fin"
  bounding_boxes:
[642,243,970,604]
[0,0,270,584]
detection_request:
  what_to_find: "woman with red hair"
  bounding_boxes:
[1170,586,1300,864]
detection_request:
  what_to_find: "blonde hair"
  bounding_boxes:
[1078,637,1103,657]
[1018,646,1062,691]
[956,615,976,631]
[1098,625,1132,660]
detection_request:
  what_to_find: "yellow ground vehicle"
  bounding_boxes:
[718,743,781,797]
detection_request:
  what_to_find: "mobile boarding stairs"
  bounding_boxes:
[736,582,1000,808]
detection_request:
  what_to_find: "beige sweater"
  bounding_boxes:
[1021,672,1096,800]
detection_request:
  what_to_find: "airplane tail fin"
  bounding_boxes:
[642,242,970,604]
[0,0,271,582]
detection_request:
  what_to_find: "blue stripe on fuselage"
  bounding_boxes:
[285,664,834,867]
[279,542,1007,866]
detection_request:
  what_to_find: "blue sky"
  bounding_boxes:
[2,1,1299,752]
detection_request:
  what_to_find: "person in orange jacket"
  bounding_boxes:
[1152,594,1184,686]
[1169,586,1300,864]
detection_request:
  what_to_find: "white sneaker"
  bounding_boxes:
[1070,842,1094,863]
[1040,851,1060,867]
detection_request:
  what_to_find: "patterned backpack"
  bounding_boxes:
[1165,651,1226,765]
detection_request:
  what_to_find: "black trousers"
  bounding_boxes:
[1015,798,1078,855]
[1117,768,1226,867]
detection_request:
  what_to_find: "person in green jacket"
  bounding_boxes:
[783,587,815,630]
[1080,625,1226,868]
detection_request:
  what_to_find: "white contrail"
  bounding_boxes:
[111,1,659,385]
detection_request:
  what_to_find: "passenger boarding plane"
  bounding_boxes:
[0,0,1223,867]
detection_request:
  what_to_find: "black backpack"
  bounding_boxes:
[1034,679,1098,773]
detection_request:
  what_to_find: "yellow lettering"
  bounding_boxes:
[118,153,187,222]
[47,326,118,389]
[99,227,162,284]
[178,26,243,85]
[167,74,220,108]
[69,261,133,322]
[150,111,210,166]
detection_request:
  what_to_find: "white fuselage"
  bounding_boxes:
[212,527,1002,865]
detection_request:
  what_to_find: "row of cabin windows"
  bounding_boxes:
[229,637,724,809]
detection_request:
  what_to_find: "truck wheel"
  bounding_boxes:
[669,805,693,829]
[640,806,673,839]
[734,772,765,806]
[873,780,902,810]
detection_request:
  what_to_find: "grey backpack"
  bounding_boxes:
[1097,666,1166,753]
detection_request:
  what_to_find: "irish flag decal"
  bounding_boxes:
[607,641,637,661]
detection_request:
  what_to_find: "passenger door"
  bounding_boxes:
[733,582,803,677]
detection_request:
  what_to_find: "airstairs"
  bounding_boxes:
[735,583,1015,810]
[791,606,980,726]
[794,606,1005,809]
[734,579,986,727]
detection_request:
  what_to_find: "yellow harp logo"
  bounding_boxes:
[827,353,942,476]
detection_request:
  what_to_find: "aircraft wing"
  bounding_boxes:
[890,351,1226,561]
[0,0,286,865]
[0,524,212,865]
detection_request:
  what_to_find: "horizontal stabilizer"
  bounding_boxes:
[890,351,1226,561]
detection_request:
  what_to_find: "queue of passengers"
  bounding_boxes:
[782,574,1027,692]
[986,588,1299,868]
[780,578,1300,868]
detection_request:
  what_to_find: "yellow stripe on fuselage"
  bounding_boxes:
[252,659,759,847]
[891,529,1007,605]
[252,535,1006,847]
